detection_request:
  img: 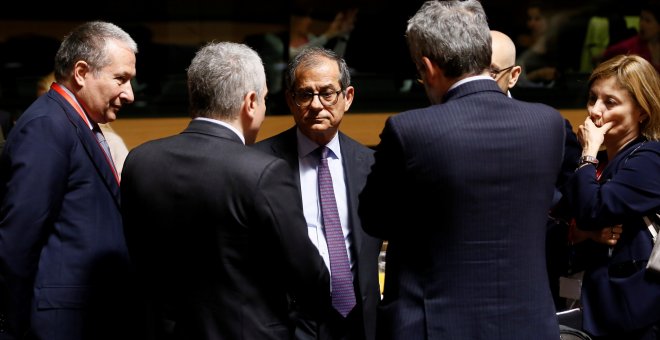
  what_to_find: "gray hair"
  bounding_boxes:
[54,21,138,81]
[187,42,266,119]
[284,47,351,92]
[406,0,491,78]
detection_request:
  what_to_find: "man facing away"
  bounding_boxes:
[254,46,381,340]
[491,29,582,313]
[0,21,138,339]
[121,42,330,339]
[358,1,564,339]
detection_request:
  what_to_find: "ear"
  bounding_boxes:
[242,90,258,121]
[421,56,439,84]
[342,86,354,111]
[509,66,522,89]
[73,60,90,87]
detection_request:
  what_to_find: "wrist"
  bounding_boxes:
[579,155,599,166]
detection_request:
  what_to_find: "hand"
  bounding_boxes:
[577,117,613,156]
[569,223,622,246]
[591,224,623,246]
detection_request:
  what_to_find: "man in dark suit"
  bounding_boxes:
[358,1,564,339]
[0,21,138,339]
[254,47,381,340]
[121,42,330,339]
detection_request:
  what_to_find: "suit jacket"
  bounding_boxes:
[561,137,660,337]
[121,120,330,339]
[254,127,381,340]
[358,79,564,340]
[0,88,133,340]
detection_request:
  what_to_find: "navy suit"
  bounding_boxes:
[254,127,381,340]
[121,120,330,339]
[359,79,564,339]
[561,137,660,338]
[0,88,134,339]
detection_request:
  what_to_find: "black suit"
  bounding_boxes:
[121,119,330,339]
[254,127,381,340]
[359,79,564,339]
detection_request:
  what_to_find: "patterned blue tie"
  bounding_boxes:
[94,125,115,172]
[317,146,356,317]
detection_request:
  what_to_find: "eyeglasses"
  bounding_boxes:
[292,90,343,108]
[489,65,515,79]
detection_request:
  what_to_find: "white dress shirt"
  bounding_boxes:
[296,129,354,274]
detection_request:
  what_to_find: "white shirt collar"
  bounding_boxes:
[449,75,495,91]
[194,117,245,144]
[296,129,341,160]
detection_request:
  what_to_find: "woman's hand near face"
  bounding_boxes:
[578,117,613,156]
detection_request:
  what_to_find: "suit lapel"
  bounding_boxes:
[51,90,121,206]
[267,127,303,195]
[338,133,365,258]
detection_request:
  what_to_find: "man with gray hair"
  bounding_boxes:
[0,21,138,340]
[359,1,564,339]
[121,42,330,339]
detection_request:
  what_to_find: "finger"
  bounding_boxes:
[600,121,615,132]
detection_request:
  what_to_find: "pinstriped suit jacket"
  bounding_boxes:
[359,79,564,340]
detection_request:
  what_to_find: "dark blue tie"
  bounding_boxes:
[317,146,356,317]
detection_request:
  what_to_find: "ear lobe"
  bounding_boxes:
[509,66,522,88]
[73,60,90,86]
[343,86,354,111]
[243,91,258,120]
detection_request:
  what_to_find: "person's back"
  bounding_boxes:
[121,42,330,339]
[358,1,563,339]
[375,85,563,338]
[123,129,323,338]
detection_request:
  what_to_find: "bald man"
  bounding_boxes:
[490,31,582,314]
[490,30,522,95]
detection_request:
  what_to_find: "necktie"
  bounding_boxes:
[94,125,116,172]
[317,146,356,317]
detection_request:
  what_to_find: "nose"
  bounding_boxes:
[309,93,324,110]
[588,100,604,118]
[119,81,135,104]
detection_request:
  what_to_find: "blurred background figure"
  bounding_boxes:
[288,6,358,60]
[516,1,562,87]
[579,0,639,73]
[602,0,660,73]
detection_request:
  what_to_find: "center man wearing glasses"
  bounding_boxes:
[254,46,381,340]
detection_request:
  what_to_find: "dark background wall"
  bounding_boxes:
[0,0,646,118]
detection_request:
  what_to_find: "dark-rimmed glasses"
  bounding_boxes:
[489,65,515,79]
[292,90,343,108]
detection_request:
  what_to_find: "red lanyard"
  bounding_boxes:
[51,83,120,184]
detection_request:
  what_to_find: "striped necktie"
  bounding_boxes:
[317,146,356,317]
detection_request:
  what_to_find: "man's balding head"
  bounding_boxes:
[490,30,521,93]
